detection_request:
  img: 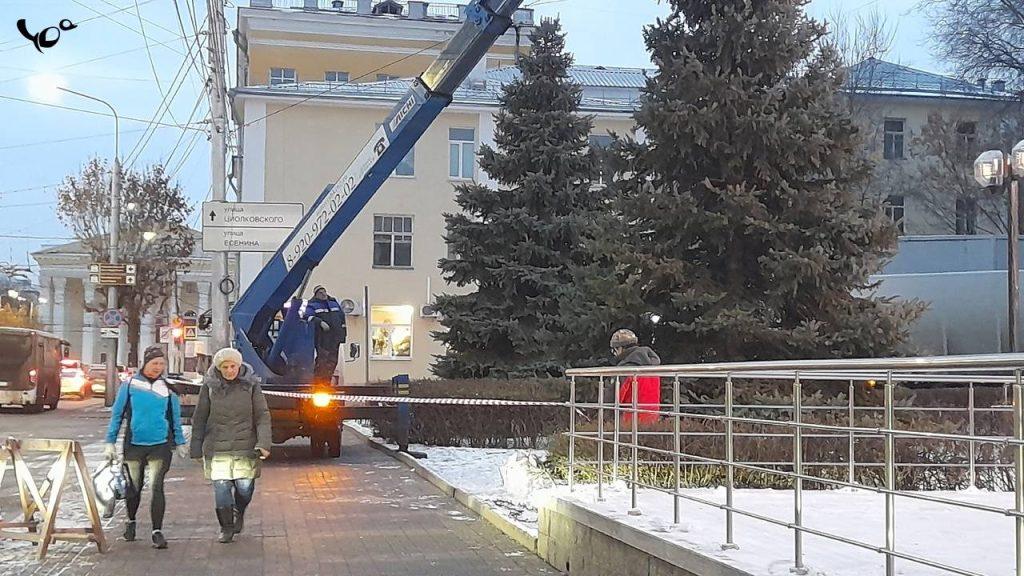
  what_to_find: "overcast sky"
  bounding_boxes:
[0,0,939,281]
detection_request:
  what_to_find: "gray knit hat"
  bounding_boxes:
[142,345,165,369]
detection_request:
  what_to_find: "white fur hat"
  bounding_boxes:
[213,347,243,369]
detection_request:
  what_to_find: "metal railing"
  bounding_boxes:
[564,354,1024,576]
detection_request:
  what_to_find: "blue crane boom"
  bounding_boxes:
[231,0,525,384]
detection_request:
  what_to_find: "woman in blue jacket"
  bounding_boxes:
[103,345,187,549]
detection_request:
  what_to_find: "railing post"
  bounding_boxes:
[569,375,576,493]
[673,375,681,525]
[791,371,807,575]
[598,376,605,501]
[968,382,976,490]
[1015,369,1023,576]
[724,374,738,549]
[848,379,856,486]
[613,377,621,484]
[884,370,896,576]
[629,371,641,516]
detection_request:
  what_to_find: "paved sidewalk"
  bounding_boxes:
[1,420,557,576]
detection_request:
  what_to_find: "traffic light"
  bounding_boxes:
[172,327,184,344]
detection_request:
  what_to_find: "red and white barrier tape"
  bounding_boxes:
[260,389,567,407]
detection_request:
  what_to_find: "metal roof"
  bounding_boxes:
[844,58,1013,100]
[236,58,1013,113]
[237,65,644,111]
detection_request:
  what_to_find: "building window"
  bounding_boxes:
[325,71,349,84]
[377,74,399,82]
[883,118,905,160]
[883,195,905,234]
[395,148,415,177]
[269,67,297,86]
[370,305,413,360]
[956,196,978,235]
[956,121,977,147]
[449,128,476,179]
[373,215,413,268]
[589,133,614,186]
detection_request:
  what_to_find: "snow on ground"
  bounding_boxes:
[348,423,1015,576]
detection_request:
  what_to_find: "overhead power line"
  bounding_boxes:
[0,94,206,131]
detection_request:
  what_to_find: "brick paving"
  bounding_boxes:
[1,402,558,576]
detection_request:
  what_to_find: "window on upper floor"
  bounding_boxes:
[589,134,614,186]
[449,128,476,180]
[373,215,413,268]
[883,118,905,160]
[394,148,415,177]
[956,196,978,235]
[269,67,297,86]
[325,71,349,84]
[956,121,978,147]
[883,195,906,234]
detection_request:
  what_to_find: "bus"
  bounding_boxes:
[0,327,68,412]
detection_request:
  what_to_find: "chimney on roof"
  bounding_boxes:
[994,79,1007,92]
[409,1,428,19]
[977,77,987,88]
[357,0,371,14]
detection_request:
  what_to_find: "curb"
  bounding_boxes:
[343,424,540,553]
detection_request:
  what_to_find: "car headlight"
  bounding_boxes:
[311,392,331,408]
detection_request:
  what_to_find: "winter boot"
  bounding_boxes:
[216,507,235,543]
[151,530,167,549]
[123,520,136,542]
[233,506,245,535]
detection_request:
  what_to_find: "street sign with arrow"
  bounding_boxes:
[201,201,303,253]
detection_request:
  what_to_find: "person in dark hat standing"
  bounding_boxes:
[301,285,347,382]
[104,345,187,549]
[610,329,662,425]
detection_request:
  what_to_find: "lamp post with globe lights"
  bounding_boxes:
[974,142,1024,352]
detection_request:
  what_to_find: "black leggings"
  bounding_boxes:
[123,443,171,530]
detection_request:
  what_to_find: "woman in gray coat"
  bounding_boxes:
[189,348,272,543]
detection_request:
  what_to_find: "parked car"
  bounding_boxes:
[87,364,130,396]
[60,359,91,398]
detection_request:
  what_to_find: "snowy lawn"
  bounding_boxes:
[348,423,1015,576]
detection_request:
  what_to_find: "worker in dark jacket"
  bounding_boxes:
[189,348,272,544]
[610,329,662,424]
[301,285,347,382]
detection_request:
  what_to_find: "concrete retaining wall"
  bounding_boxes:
[347,424,752,576]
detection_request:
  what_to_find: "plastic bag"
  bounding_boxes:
[92,459,133,519]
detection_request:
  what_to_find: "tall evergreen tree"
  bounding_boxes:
[571,0,922,364]
[433,19,598,378]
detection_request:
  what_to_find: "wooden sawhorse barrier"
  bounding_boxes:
[0,438,107,559]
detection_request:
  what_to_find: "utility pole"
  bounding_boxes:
[207,0,231,351]
[105,157,121,405]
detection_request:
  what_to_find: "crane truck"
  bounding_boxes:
[224,0,526,457]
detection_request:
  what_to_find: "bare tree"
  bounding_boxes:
[925,0,1024,87]
[911,110,1024,234]
[57,158,195,366]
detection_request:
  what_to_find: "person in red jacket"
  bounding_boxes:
[610,329,661,424]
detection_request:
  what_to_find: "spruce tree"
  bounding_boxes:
[572,0,922,364]
[433,19,598,378]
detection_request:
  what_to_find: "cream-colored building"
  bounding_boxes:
[233,0,638,383]
[32,234,215,371]
[845,57,1018,236]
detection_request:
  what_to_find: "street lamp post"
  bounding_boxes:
[58,86,121,406]
[975,145,1023,352]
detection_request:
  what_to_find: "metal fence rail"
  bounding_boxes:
[564,354,1024,576]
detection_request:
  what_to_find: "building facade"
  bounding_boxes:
[234,0,642,383]
[32,236,216,370]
